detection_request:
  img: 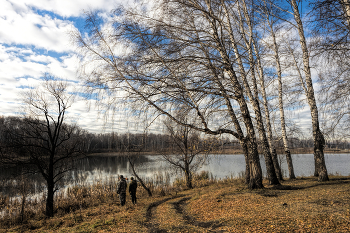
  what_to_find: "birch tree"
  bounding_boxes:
[289,0,329,181]
[73,0,278,188]
[257,0,296,179]
[220,0,280,184]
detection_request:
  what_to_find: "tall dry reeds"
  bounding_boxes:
[0,170,244,228]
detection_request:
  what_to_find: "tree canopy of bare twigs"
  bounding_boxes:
[0,76,86,217]
[162,119,219,189]
[73,0,292,189]
[70,0,350,186]
[311,0,350,140]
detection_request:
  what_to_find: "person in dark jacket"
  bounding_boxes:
[117,175,127,206]
[128,177,138,204]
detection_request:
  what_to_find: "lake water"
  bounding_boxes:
[1,153,349,196]
[68,153,350,184]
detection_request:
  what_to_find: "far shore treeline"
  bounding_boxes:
[1,115,349,156]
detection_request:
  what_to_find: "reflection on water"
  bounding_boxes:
[74,155,173,183]
[1,153,349,197]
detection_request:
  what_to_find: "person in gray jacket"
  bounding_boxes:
[117,175,127,206]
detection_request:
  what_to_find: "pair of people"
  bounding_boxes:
[116,175,138,206]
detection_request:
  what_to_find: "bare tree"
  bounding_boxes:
[0,76,85,217]
[162,119,218,189]
[72,0,297,188]
[312,0,350,49]
[311,0,350,140]
[263,0,330,181]
[287,0,329,181]
[220,0,280,185]
[128,155,153,197]
[256,0,296,179]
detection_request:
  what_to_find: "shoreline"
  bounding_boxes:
[3,175,350,232]
[87,149,350,157]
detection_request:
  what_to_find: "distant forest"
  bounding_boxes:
[2,116,349,155]
[87,132,350,153]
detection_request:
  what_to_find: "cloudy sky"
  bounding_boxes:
[0,0,316,137]
[0,0,164,134]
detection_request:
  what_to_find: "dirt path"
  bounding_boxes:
[171,197,225,233]
[143,195,184,233]
[143,194,225,232]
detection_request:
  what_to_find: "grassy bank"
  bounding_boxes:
[1,173,350,232]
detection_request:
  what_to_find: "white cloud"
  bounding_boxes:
[0,45,85,122]
[6,0,121,18]
[0,0,76,52]
[0,0,165,133]
[0,44,80,79]
[46,54,80,81]
[0,58,46,79]
[27,54,56,63]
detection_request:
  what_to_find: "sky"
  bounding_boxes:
[0,0,316,137]
[0,0,166,134]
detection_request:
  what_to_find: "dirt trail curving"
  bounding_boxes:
[142,194,226,232]
[171,197,225,232]
[143,195,184,233]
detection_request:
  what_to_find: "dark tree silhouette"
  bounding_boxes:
[0,76,85,217]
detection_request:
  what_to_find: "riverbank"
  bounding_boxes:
[2,175,350,232]
[87,148,350,157]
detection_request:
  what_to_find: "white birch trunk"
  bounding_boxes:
[267,19,296,180]
[291,0,329,181]
[206,1,264,188]
[341,0,350,30]
[253,39,284,181]
[220,0,279,185]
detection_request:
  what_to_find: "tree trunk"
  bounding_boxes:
[341,0,350,30]
[265,16,296,180]
[46,157,54,217]
[271,149,283,180]
[184,167,193,189]
[246,136,264,189]
[21,194,26,223]
[314,126,329,181]
[278,70,296,180]
[237,94,264,189]
[223,0,279,185]
[314,155,319,177]
[253,40,283,181]
[291,0,329,181]
[128,156,153,196]
[183,153,193,189]
[254,103,280,185]
[241,140,250,184]
[46,182,54,217]
[285,150,296,179]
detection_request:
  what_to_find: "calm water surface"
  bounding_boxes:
[1,153,349,196]
[73,153,350,183]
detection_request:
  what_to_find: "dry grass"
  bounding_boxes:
[187,177,350,232]
[2,174,350,232]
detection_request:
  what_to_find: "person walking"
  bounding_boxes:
[117,175,127,206]
[129,177,138,204]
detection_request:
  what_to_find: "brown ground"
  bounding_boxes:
[2,176,350,232]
